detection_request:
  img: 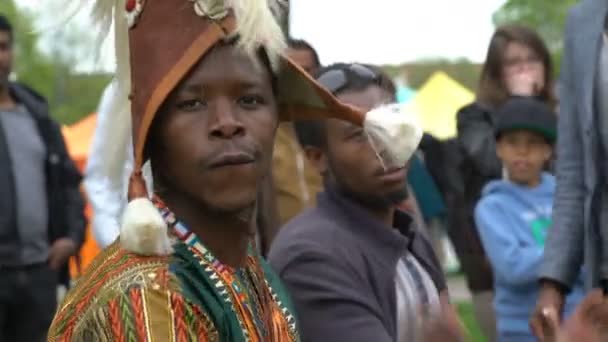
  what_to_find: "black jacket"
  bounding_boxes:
[0,83,86,286]
[419,133,451,198]
[451,102,501,293]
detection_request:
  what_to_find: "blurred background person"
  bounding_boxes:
[406,134,448,264]
[452,24,556,341]
[261,39,323,253]
[532,1,608,340]
[84,82,121,249]
[0,15,86,341]
[475,97,583,342]
[270,62,455,342]
[85,82,153,249]
[0,0,584,340]
[364,63,431,232]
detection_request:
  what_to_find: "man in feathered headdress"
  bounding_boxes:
[48,0,420,340]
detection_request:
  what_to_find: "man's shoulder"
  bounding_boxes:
[48,242,222,341]
[72,241,172,290]
[279,205,340,234]
[269,207,348,269]
[54,242,173,317]
[11,83,47,102]
[49,242,187,340]
[9,83,48,110]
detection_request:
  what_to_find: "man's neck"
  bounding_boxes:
[340,190,395,226]
[0,85,14,109]
[366,205,395,227]
[161,191,254,268]
[328,179,396,227]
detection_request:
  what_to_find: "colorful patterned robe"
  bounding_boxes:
[48,204,299,342]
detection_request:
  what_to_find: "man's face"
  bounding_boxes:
[287,47,317,75]
[151,44,278,214]
[321,85,408,208]
[0,31,12,85]
[497,130,552,186]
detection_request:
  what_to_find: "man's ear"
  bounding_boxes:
[303,146,327,175]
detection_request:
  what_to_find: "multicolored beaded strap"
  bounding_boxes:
[152,197,297,341]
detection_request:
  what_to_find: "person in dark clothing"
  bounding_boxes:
[453,24,556,341]
[531,2,608,340]
[269,63,462,342]
[419,133,449,195]
[263,38,324,254]
[0,16,86,341]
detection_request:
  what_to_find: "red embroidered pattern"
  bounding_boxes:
[107,299,124,341]
[129,288,148,341]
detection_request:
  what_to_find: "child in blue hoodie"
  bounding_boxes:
[474,97,584,342]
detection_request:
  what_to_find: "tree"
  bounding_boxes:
[493,0,578,73]
[0,1,111,124]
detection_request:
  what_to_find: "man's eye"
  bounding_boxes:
[238,95,265,108]
[176,99,205,111]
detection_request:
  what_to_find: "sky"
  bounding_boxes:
[290,0,507,65]
[18,0,507,70]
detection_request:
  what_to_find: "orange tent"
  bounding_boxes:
[61,113,101,278]
[62,114,98,169]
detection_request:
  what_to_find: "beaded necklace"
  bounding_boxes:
[154,198,297,341]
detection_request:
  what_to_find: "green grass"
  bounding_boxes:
[456,302,487,342]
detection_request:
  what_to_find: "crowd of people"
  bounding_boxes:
[3,0,608,341]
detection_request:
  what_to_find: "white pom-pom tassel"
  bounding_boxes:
[120,197,173,256]
[364,103,423,170]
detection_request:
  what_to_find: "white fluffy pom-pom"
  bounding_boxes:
[120,198,172,256]
[364,103,423,170]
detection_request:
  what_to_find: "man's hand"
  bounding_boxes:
[48,238,77,270]
[530,281,566,341]
[420,302,464,342]
[556,289,608,342]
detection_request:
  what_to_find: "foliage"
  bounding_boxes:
[493,0,578,74]
[380,1,577,92]
[52,72,112,124]
[0,1,111,125]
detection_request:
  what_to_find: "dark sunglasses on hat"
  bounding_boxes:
[316,64,380,94]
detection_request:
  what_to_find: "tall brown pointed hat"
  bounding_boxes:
[88,0,422,255]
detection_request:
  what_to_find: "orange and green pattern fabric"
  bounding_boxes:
[48,202,299,342]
